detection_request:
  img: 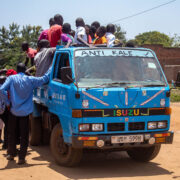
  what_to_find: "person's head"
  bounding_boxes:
[49,17,55,27]
[69,30,75,37]
[96,26,106,38]
[125,40,135,47]
[85,25,90,35]
[37,39,50,50]
[21,42,29,51]
[106,24,115,34]
[17,63,26,73]
[91,21,100,30]
[75,17,85,27]
[54,14,63,26]
[62,23,71,34]
[89,26,96,39]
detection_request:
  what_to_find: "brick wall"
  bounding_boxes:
[142,44,180,82]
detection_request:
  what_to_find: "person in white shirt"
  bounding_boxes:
[106,24,116,47]
[74,18,91,47]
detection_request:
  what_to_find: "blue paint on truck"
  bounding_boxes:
[31,46,173,166]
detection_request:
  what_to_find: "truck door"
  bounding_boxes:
[48,51,72,120]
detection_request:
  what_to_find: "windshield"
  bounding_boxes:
[74,49,166,88]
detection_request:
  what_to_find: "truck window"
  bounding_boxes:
[53,53,70,82]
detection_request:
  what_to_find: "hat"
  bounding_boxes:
[6,69,17,77]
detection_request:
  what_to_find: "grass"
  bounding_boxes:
[170,87,180,102]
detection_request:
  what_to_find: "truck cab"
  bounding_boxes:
[31,46,173,167]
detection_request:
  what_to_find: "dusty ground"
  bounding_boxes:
[0,103,180,180]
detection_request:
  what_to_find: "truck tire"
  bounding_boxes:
[29,116,42,146]
[50,123,82,167]
[127,145,161,162]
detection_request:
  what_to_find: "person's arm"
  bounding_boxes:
[31,67,52,88]
[0,69,7,75]
[25,57,29,66]
[77,35,93,47]
[0,77,11,106]
[25,66,36,76]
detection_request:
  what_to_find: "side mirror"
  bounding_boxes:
[61,67,73,84]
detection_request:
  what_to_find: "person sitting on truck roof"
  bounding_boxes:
[48,14,63,47]
[74,18,92,47]
[0,63,51,165]
[85,25,92,44]
[106,24,116,47]
[89,25,96,42]
[125,40,136,47]
[93,26,107,45]
[61,23,73,48]
[38,18,55,41]
[22,42,37,67]
[34,39,55,77]
[91,21,100,31]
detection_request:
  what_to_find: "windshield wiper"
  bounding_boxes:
[86,82,130,90]
[142,84,166,87]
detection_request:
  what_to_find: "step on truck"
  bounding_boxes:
[30,46,174,167]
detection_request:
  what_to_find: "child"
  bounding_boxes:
[91,21,100,30]
[93,26,107,45]
[74,18,91,47]
[89,26,96,42]
[61,23,73,48]
[48,14,63,47]
[85,25,92,44]
[106,24,116,47]
[22,42,37,66]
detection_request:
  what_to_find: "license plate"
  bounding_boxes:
[111,135,144,144]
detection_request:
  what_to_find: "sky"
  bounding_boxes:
[0,0,179,40]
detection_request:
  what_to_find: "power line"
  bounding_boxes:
[110,0,176,24]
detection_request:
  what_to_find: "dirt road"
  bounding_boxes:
[0,103,180,180]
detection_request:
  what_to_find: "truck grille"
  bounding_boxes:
[108,123,125,131]
[128,122,145,131]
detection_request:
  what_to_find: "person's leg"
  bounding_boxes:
[18,115,29,163]
[2,108,9,149]
[7,112,17,159]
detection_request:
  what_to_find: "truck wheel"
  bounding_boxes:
[127,145,161,162]
[50,123,82,167]
[29,116,42,146]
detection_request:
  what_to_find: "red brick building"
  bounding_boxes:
[142,44,180,82]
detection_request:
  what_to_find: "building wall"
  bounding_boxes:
[142,44,180,82]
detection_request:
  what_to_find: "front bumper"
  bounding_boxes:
[72,131,174,149]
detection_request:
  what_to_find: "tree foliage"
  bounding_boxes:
[171,34,180,47]
[114,25,126,43]
[134,31,173,47]
[0,23,42,69]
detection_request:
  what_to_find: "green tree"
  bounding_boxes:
[171,34,180,47]
[114,25,126,43]
[135,31,173,47]
[0,23,42,69]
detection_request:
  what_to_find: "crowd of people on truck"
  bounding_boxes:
[0,13,135,165]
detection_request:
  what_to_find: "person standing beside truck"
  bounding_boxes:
[0,63,51,165]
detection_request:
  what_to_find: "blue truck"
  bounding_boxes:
[30,46,173,167]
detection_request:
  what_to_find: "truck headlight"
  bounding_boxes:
[79,124,90,132]
[92,124,103,131]
[158,121,167,129]
[148,122,157,130]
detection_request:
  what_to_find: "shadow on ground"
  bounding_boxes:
[30,145,173,179]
